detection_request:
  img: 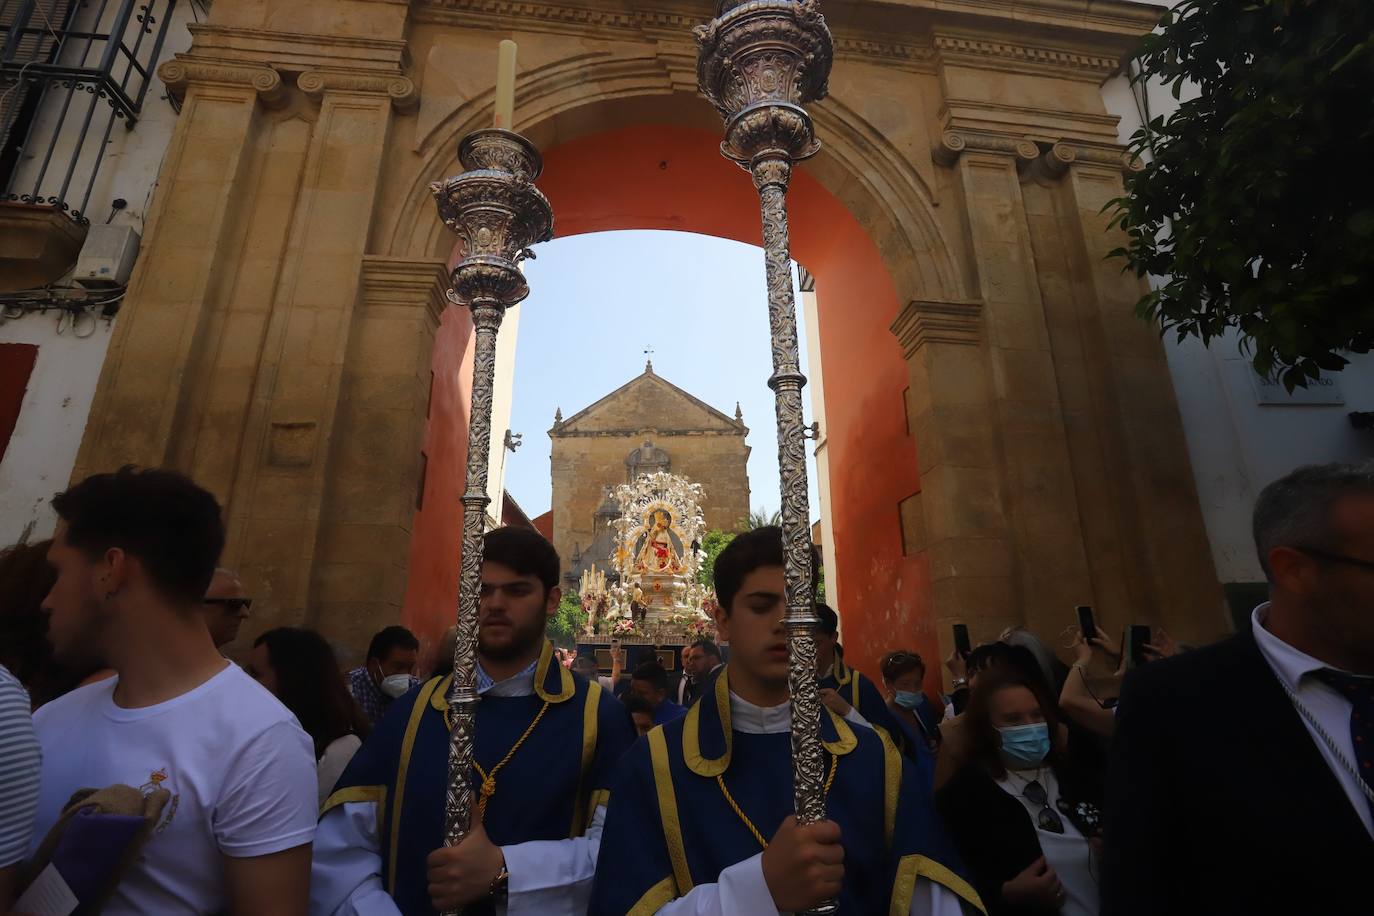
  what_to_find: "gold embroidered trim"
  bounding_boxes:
[586,788,611,828]
[878,725,901,852]
[534,639,576,704]
[821,706,859,757]
[890,854,987,916]
[319,785,385,819]
[390,676,442,894]
[683,666,733,777]
[649,727,694,894]
[571,680,602,836]
[628,875,678,916]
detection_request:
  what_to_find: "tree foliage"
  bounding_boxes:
[697,529,736,589]
[1109,0,1374,390]
[738,507,782,531]
[548,589,587,648]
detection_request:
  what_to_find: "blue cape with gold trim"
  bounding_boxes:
[589,666,984,915]
[322,641,635,916]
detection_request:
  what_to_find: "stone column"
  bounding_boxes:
[928,131,1097,641]
[223,69,418,631]
[72,61,286,478]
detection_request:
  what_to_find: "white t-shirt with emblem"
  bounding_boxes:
[30,662,317,914]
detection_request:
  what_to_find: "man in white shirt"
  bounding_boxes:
[31,467,317,915]
[1104,460,1374,915]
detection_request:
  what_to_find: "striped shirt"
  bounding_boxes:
[0,664,40,867]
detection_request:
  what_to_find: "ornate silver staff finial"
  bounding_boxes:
[429,127,553,916]
[696,2,836,913]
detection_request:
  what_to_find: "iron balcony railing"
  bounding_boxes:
[0,0,176,224]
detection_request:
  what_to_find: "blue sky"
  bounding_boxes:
[507,229,819,523]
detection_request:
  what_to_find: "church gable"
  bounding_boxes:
[555,369,742,436]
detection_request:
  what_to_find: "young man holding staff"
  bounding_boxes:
[589,526,984,915]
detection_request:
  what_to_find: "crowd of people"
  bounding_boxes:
[0,458,1370,915]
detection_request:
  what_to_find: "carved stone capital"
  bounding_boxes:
[933,130,1039,169]
[1033,141,1145,180]
[891,299,983,358]
[157,58,286,107]
[359,256,450,329]
[297,69,418,110]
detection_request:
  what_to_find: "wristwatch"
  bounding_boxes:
[489,864,510,901]
[950,677,968,689]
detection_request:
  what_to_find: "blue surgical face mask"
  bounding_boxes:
[893,690,926,711]
[998,722,1051,768]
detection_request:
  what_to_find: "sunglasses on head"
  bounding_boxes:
[204,597,253,613]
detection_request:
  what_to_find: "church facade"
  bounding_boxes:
[549,363,749,588]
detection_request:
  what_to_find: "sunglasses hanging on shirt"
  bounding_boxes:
[1019,778,1066,834]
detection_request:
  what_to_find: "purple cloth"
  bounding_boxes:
[50,808,147,905]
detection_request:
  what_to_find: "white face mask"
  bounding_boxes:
[379,673,411,699]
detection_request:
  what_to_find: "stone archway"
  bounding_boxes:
[71,0,1228,675]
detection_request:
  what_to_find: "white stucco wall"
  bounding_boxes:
[1101,62,1374,585]
[801,283,840,616]
[489,300,522,515]
[0,1,195,547]
[0,312,115,543]
[6,1,195,230]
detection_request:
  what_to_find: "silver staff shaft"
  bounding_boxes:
[695,3,836,912]
[430,127,554,916]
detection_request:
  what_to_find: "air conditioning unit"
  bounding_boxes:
[73,224,141,289]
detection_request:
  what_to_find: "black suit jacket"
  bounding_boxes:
[937,761,1100,916]
[1102,626,1373,916]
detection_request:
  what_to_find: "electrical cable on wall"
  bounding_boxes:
[0,284,125,336]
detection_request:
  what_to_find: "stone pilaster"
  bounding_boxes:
[891,297,1025,651]
[1051,145,1226,643]
[73,60,284,480]
[225,72,411,632]
[309,256,448,651]
[933,130,1097,643]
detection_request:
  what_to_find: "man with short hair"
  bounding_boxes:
[347,625,420,727]
[630,661,687,726]
[815,603,908,747]
[676,639,723,707]
[32,467,317,915]
[589,526,980,915]
[623,694,655,737]
[201,568,252,650]
[1104,461,1374,915]
[312,526,636,915]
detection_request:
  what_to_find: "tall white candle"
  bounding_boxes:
[494,40,517,129]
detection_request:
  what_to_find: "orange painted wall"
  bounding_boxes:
[400,288,473,647]
[403,124,939,694]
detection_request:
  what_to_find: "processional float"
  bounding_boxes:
[432,1,835,911]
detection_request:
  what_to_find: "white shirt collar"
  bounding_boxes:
[728,691,791,734]
[1251,602,1344,691]
[475,657,538,697]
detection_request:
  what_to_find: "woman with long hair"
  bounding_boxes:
[935,670,1103,916]
[246,627,371,804]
